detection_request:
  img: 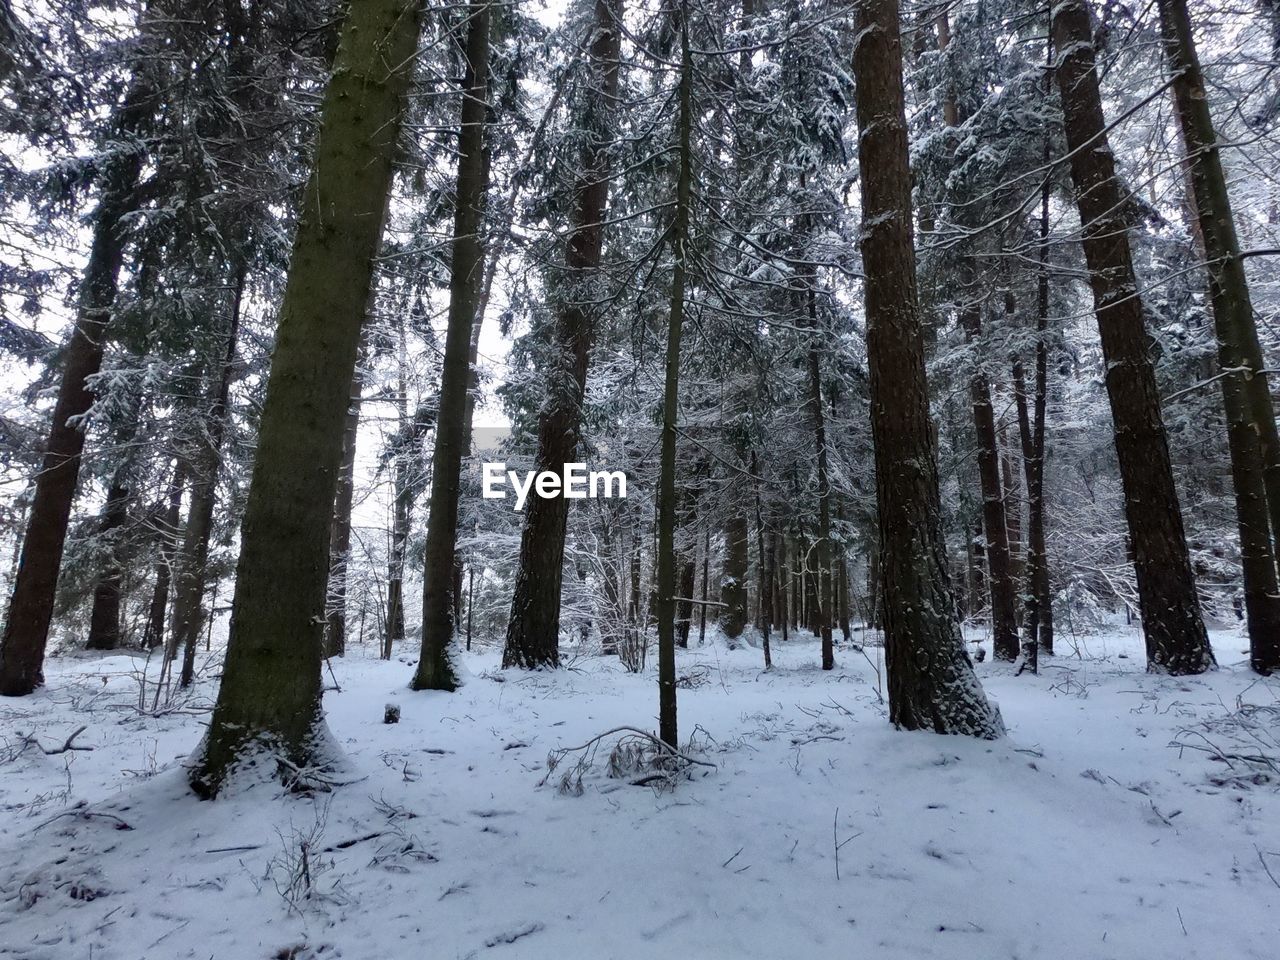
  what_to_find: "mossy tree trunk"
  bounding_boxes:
[190,0,421,796]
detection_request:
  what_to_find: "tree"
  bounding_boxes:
[1157,0,1280,673]
[1051,0,1213,674]
[190,0,421,796]
[503,0,623,671]
[851,0,1002,736]
[0,52,156,694]
[413,2,492,691]
[654,0,694,749]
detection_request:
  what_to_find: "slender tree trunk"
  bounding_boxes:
[1052,0,1212,674]
[852,0,1002,735]
[325,360,363,659]
[0,74,151,695]
[960,300,1020,661]
[698,520,710,645]
[142,459,187,650]
[504,0,622,670]
[751,450,772,668]
[804,279,835,668]
[776,530,788,641]
[1158,0,1280,673]
[722,509,750,640]
[85,459,134,650]
[191,0,421,796]
[169,266,246,689]
[676,490,696,648]
[655,7,692,748]
[414,2,491,691]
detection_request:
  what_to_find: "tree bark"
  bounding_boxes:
[0,72,151,695]
[142,458,187,650]
[170,265,245,690]
[190,0,420,796]
[1158,0,1280,673]
[503,0,622,670]
[1052,0,1212,673]
[804,279,835,668]
[721,508,750,640]
[851,0,1002,735]
[414,2,491,691]
[85,459,134,650]
[655,6,693,748]
[960,300,1020,661]
[325,359,363,659]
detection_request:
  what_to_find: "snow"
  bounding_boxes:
[2,625,1278,959]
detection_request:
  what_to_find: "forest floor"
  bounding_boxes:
[0,622,1278,959]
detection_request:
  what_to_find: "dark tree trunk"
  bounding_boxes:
[722,510,750,640]
[191,0,420,796]
[325,360,364,659]
[1052,0,1212,674]
[0,75,151,695]
[142,459,187,650]
[698,520,710,645]
[655,7,692,748]
[751,450,772,668]
[170,265,245,690]
[805,280,835,669]
[676,490,696,648]
[1017,83,1055,661]
[960,300,1020,661]
[851,0,1002,736]
[85,460,134,650]
[1158,0,1280,673]
[414,2,491,691]
[504,0,622,670]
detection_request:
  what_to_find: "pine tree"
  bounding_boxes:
[1157,0,1280,673]
[190,0,421,796]
[1051,0,1213,674]
[503,0,624,671]
[851,0,1001,736]
[414,1,493,691]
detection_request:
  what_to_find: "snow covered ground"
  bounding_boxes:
[1,624,1278,959]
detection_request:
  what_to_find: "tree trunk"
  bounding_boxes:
[655,7,692,748]
[0,74,151,695]
[142,459,187,650]
[325,360,364,659]
[85,460,134,650]
[752,450,772,668]
[676,490,697,648]
[960,300,1020,661]
[413,2,492,691]
[169,265,246,690]
[805,281,835,668]
[1016,77,1055,663]
[698,520,710,645]
[503,0,622,670]
[721,509,750,640]
[1158,0,1280,673]
[1052,0,1212,674]
[851,0,1002,736]
[190,0,420,796]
